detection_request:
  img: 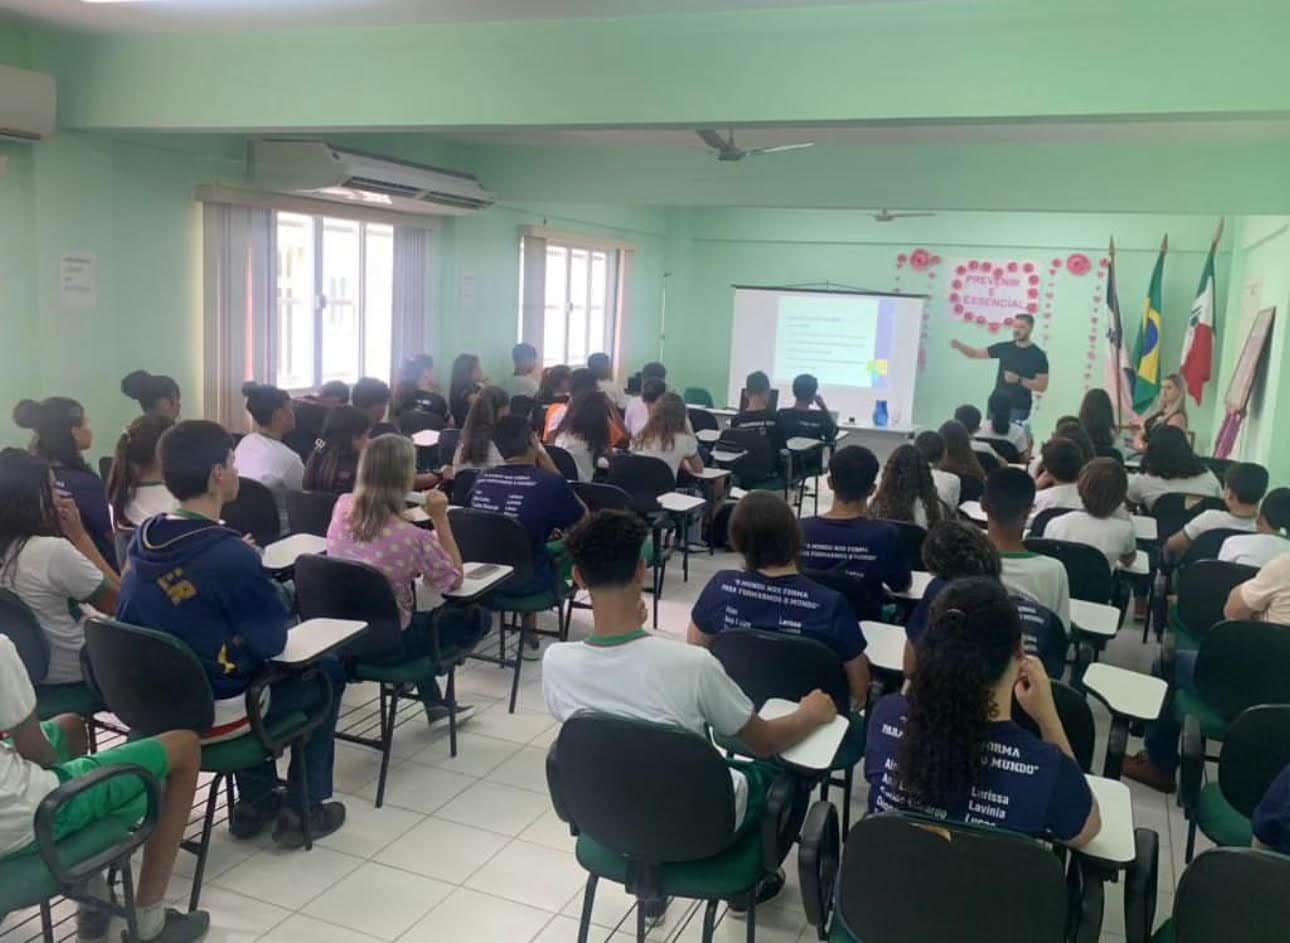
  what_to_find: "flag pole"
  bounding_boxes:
[1110,237,1123,428]
[1213,217,1225,249]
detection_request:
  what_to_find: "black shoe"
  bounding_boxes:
[641,897,668,925]
[228,791,282,840]
[728,869,785,915]
[272,801,347,850]
[75,899,110,943]
[144,908,211,943]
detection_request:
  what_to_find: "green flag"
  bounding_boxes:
[1132,236,1167,411]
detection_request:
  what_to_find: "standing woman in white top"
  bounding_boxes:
[233,381,304,532]
[870,444,946,530]
[0,448,120,684]
[554,390,615,482]
[106,414,177,528]
[632,392,701,478]
[1125,426,1220,511]
[453,386,509,474]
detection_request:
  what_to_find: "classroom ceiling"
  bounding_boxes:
[0,0,897,33]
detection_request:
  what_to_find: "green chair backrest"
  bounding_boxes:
[683,387,714,408]
[0,588,50,684]
[83,618,216,735]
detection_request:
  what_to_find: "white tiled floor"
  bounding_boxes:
[0,494,1209,943]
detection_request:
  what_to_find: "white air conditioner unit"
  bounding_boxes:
[249,140,493,216]
[0,65,56,143]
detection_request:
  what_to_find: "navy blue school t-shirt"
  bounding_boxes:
[690,570,867,662]
[468,464,583,589]
[864,693,1093,842]
[906,577,1068,679]
[799,516,912,593]
[1253,762,1290,854]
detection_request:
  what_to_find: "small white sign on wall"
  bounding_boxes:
[59,252,97,308]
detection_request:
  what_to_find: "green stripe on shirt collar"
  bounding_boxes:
[584,629,649,647]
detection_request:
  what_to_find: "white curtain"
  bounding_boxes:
[202,203,274,431]
[519,234,547,355]
[391,226,434,376]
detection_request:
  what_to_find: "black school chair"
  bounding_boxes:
[876,519,927,574]
[1025,537,1116,604]
[0,589,104,746]
[450,467,478,506]
[98,455,114,482]
[221,477,281,547]
[715,427,785,495]
[687,407,719,436]
[447,507,573,712]
[955,472,985,504]
[396,407,447,437]
[1163,619,1290,780]
[547,712,797,943]
[1013,679,1097,774]
[799,810,1145,943]
[286,490,340,538]
[1150,494,1226,543]
[1029,507,1074,538]
[977,435,1023,464]
[0,767,162,943]
[545,444,581,482]
[1180,704,1290,862]
[436,428,461,466]
[607,453,686,585]
[572,481,672,627]
[1154,847,1290,943]
[1162,559,1257,648]
[295,554,482,807]
[1178,528,1247,569]
[801,568,884,624]
[709,628,866,832]
[82,617,331,911]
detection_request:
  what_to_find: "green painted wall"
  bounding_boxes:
[29,1,1290,132]
[663,209,1230,447]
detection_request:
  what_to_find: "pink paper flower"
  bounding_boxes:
[896,253,908,265]
[1023,262,1035,273]
[1066,253,1091,276]
[910,249,931,271]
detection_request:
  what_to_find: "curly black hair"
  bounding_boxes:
[1141,425,1204,480]
[897,577,1021,808]
[920,520,1001,580]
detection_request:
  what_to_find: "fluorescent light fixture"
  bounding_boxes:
[80,1,161,5]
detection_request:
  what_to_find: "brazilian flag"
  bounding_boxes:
[1132,237,1167,411]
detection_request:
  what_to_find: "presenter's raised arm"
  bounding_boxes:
[951,339,990,359]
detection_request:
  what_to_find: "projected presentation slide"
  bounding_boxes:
[771,294,892,389]
[728,286,925,428]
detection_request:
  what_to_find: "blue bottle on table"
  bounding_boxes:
[873,400,889,428]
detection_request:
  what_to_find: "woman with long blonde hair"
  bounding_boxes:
[325,434,487,719]
[632,392,701,477]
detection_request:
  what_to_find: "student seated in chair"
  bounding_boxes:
[353,376,398,438]
[544,510,836,895]
[326,433,483,722]
[623,362,667,438]
[799,445,911,596]
[983,467,1071,632]
[107,415,178,528]
[1164,461,1267,561]
[903,521,1066,681]
[732,370,786,458]
[1127,552,1290,792]
[118,420,347,848]
[0,449,120,686]
[775,373,837,444]
[0,636,210,943]
[1045,457,1138,570]
[1030,437,1085,515]
[954,403,1002,464]
[502,343,541,400]
[302,406,372,495]
[869,445,947,531]
[588,352,629,412]
[1221,488,1290,568]
[912,430,961,513]
[866,577,1101,847]
[233,382,304,536]
[688,492,872,708]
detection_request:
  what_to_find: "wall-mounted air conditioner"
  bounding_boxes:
[0,65,56,143]
[249,140,494,216]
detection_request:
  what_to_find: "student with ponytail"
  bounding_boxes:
[233,381,303,532]
[864,577,1100,846]
[453,386,509,473]
[106,414,177,527]
[120,370,182,419]
[303,406,372,495]
[13,397,115,566]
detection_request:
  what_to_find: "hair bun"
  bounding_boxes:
[121,370,151,398]
[12,399,39,429]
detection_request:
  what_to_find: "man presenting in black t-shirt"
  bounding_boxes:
[950,313,1049,421]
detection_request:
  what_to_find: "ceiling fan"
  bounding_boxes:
[872,209,937,222]
[696,129,815,161]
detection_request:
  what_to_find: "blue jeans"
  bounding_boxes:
[392,605,490,707]
[236,656,346,815]
[1143,650,1197,774]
